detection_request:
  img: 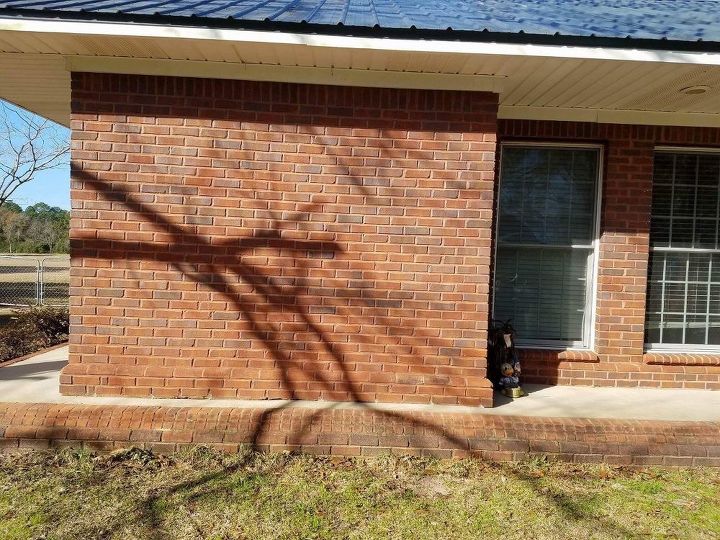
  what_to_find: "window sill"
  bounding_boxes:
[517,348,600,363]
[643,352,720,366]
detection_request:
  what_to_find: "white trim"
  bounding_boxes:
[499,106,720,128]
[655,146,720,154]
[4,16,720,66]
[492,141,603,350]
[588,146,604,351]
[653,247,720,254]
[64,56,505,93]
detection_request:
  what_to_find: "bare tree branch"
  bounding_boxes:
[0,102,69,208]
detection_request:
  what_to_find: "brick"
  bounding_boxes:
[129,429,162,443]
[1,402,719,465]
[62,73,498,407]
[63,74,720,403]
[502,119,720,390]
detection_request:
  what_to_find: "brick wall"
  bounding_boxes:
[61,73,498,406]
[498,120,720,390]
[61,73,720,401]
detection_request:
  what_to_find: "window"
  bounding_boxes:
[645,150,720,350]
[493,144,601,348]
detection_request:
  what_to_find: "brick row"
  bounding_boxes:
[2,403,719,466]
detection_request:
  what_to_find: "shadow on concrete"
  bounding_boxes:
[0,359,67,380]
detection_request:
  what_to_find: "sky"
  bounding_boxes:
[2,101,71,210]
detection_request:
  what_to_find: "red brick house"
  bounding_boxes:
[2,0,720,409]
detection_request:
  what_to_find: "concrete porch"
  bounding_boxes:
[2,346,720,423]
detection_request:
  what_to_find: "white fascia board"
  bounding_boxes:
[2,16,720,66]
[499,105,720,128]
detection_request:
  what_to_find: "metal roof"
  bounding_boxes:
[0,0,719,49]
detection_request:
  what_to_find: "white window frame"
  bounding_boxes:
[492,141,603,350]
[645,146,720,353]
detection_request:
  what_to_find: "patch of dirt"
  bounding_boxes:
[412,476,454,498]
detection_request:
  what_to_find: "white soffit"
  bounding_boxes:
[1,18,720,128]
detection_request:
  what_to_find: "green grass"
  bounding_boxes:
[1,447,719,539]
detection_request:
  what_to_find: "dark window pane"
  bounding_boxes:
[650,218,670,247]
[495,146,599,344]
[664,282,685,312]
[685,315,706,344]
[698,155,720,187]
[647,252,665,282]
[696,188,718,217]
[709,317,720,345]
[688,254,710,283]
[674,154,698,185]
[686,283,708,313]
[661,314,684,344]
[651,184,672,215]
[664,253,687,282]
[695,220,717,249]
[498,147,598,246]
[712,254,720,282]
[645,313,661,344]
[647,152,720,347]
[710,285,720,313]
[653,153,674,183]
[672,185,695,217]
[670,219,694,248]
[494,246,589,342]
[650,152,720,250]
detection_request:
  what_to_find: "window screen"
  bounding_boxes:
[645,151,720,348]
[493,145,600,346]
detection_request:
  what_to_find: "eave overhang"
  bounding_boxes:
[2,14,720,128]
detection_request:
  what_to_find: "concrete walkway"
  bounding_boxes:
[2,345,720,422]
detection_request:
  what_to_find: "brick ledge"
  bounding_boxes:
[518,349,600,363]
[644,352,720,366]
[2,403,718,466]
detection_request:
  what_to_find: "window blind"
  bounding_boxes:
[493,146,600,346]
[646,151,720,348]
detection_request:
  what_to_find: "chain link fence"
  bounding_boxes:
[0,255,69,309]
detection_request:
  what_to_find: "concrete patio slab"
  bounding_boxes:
[2,345,720,422]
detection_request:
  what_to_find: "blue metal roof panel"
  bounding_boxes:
[0,0,718,44]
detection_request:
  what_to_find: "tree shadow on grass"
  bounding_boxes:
[507,465,637,538]
[94,452,637,540]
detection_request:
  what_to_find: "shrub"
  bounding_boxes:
[0,306,69,362]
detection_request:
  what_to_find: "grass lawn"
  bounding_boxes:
[1,447,719,540]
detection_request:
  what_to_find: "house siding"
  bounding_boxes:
[499,120,720,390]
[61,72,498,406]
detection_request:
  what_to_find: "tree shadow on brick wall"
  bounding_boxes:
[68,170,633,540]
[71,169,476,444]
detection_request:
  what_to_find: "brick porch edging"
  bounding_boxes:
[2,403,719,466]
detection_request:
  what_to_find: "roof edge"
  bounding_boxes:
[1,7,720,53]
